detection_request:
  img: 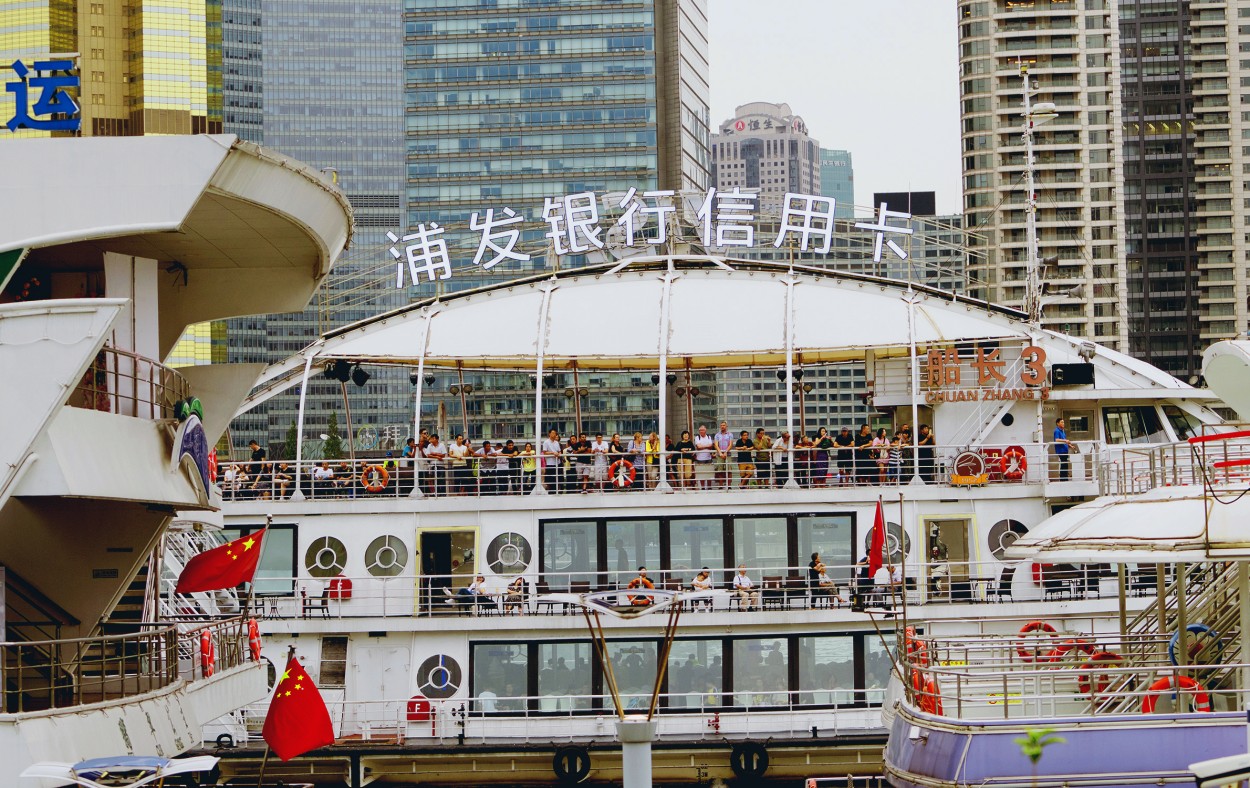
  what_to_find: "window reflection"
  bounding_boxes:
[472,643,527,713]
[667,640,722,709]
[799,515,854,583]
[542,521,598,586]
[607,641,657,712]
[538,642,593,711]
[734,517,789,573]
[606,519,660,587]
[733,639,789,707]
[798,636,855,706]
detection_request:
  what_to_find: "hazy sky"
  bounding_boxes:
[708,0,962,215]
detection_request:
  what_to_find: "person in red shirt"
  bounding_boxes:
[626,566,654,606]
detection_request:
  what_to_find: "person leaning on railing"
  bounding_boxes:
[753,428,772,488]
[644,431,661,489]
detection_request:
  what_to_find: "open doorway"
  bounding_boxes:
[418,528,478,613]
[924,517,972,600]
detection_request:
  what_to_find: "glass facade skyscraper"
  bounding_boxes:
[819,148,854,218]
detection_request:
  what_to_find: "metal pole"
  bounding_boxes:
[532,281,557,494]
[1237,561,1250,753]
[656,267,674,493]
[340,380,357,465]
[617,717,657,788]
[456,362,469,440]
[906,289,921,481]
[409,308,436,500]
[783,274,798,488]
[572,362,582,437]
[1117,563,1127,639]
[290,354,315,501]
[1021,62,1042,325]
[684,360,694,435]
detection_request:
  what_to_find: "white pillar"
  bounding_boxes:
[289,353,316,501]
[103,252,159,417]
[1238,561,1250,753]
[617,716,657,788]
[532,281,557,495]
[906,288,922,482]
[656,268,676,493]
[783,274,798,488]
[409,307,438,499]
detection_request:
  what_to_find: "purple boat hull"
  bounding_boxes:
[885,703,1247,788]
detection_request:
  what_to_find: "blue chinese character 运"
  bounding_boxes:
[6,59,81,132]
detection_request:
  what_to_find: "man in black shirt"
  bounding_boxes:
[248,440,266,475]
[834,427,854,485]
[733,430,755,488]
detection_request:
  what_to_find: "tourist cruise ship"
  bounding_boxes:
[202,255,1228,786]
[0,134,353,784]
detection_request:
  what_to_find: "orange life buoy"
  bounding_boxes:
[609,459,636,488]
[247,618,262,662]
[1000,446,1027,481]
[1142,675,1211,713]
[1016,621,1058,662]
[1043,638,1096,664]
[912,641,930,668]
[1077,651,1123,694]
[200,630,215,677]
[361,465,389,493]
[626,578,653,605]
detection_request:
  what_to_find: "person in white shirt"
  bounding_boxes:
[873,563,903,609]
[771,431,792,487]
[691,567,714,610]
[590,433,610,490]
[457,574,496,611]
[541,429,563,492]
[693,425,715,489]
[447,435,472,495]
[422,435,447,495]
[474,440,496,495]
[732,564,760,610]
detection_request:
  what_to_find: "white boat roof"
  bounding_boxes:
[1,134,354,355]
[304,257,1205,378]
[1004,484,1250,563]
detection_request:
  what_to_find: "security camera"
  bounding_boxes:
[1190,752,1250,788]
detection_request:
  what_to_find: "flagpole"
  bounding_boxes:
[898,491,909,640]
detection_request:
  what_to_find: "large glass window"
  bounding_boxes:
[798,515,855,583]
[733,638,789,708]
[608,640,657,712]
[798,636,856,706]
[668,517,725,579]
[863,636,895,706]
[538,642,593,711]
[222,524,294,595]
[667,640,722,709]
[542,520,598,587]
[734,517,789,575]
[472,643,528,712]
[606,519,660,587]
[1103,406,1165,444]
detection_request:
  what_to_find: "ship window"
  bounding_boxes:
[319,636,347,688]
[471,643,527,713]
[1103,406,1165,444]
[797,515,854,584]
[733,517,789,573]
[1161,404,1199,440]
[666,640,722,709]
[605,519,660,587]
[538,642,593,709]
[863,636,895,705]
[667,518,725,577]
[607,641,657,710]
[732,638,789,707]
[541,520,598,587]
[221,524,294,595]
[798,636,855,706]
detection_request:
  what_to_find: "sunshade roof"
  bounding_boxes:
[317,257,1035,370]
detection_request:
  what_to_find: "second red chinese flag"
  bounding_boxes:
[174,529,266,594]
[868,497,886,577]
[263,657,335,761]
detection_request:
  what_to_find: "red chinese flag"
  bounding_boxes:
[263,657,335,761]
[174,529,266,594]
[868,498,886,578]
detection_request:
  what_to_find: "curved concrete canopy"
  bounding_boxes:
[1,134,354,354]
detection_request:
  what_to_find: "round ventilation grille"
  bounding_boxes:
[416,654,462,699]
[862,521,910,563]
[365,535,408,577]
[988,519,1029,560]
[487,532,532,575]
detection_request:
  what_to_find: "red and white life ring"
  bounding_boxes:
[1043,638,1096,664]
[1000,446,1027,481]
[609,459,636,488]
[200,630,215,677]
[919,677,943,715]
[1142,675,1211,713]
[247,618,262,662]
[1016,621,1058,662]
[1077,651,1123,694]
[361,465,389,493]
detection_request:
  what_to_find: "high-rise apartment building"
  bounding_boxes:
[710,101,820,205]
[1,0,221,137]
[819,148,855,217]
[958,0,1126,350]
[959,0,1250,380]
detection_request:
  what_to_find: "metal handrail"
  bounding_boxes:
[69,344,192,420]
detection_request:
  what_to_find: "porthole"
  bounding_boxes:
[304,536,347,578]
[487,532,532,576]
[863,521,910,563]
[366,535,408,577]
[416,654,462,699]
[988,519,1029,560]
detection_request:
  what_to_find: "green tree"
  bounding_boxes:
[283,420,298,460]
[323,412,344,459]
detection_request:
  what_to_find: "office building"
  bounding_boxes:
[399,0,713,444]
[1,0,221,137]
[710,101,821,205]
[819,148,855,217]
